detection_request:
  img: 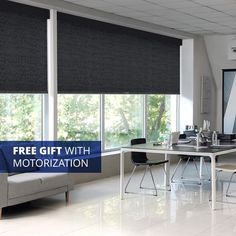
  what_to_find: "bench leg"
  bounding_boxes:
[0,208,2,219]
[65,191,70,203]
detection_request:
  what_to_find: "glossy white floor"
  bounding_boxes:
[1,161,236,236]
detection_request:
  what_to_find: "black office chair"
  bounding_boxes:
[125,138,168,196]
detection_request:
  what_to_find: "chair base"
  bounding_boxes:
[226,194,236,197]
[225,172,236,197]
[171,156,211,185]
[125,190,157,196]
[209,171,236,203]
[125,165,166,197]
[171,179,202,185]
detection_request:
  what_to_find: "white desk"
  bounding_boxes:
[120,143,236,210]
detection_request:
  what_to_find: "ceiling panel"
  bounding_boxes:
[150,0,200,8]
[210,16,236,22]
[64,0,236,35]
[177,6,216,14]
[112,10,150,17]
[192,0,236,5]
[193,12,230,19]
[210,3,236,11]
[103,0,143,5]
[124,4,168,13]
[222,9,236,16]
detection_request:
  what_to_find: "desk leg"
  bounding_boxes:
[200,157,203,179]
[164,153,170,189]
[211,155,216,210]
[120,150,125,200]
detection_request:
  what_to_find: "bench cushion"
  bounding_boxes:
[8,172,70,199]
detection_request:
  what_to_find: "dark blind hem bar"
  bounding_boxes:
[0,0,48,93]
[58,13,181,95]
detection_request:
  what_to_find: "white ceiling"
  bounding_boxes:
[63,0,236,35]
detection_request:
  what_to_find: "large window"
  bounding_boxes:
[104,95,143,150]
[58,94,100,141]
[0,94,42,140]
[0,94,177,146]
[57,94,178,151]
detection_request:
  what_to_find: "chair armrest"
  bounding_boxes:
[0,173,8,207]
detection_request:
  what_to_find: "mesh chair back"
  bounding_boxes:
[131,138,148,164]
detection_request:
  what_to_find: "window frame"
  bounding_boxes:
[51,94,179,153]
[101,94,179,153]
[0,93,178,145]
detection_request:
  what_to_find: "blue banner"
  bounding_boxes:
[0,141,101,173]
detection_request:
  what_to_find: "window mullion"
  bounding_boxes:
[100,94,105,152]
[42,94,49,140]
[143,95,147,139]
[176,95,180,131]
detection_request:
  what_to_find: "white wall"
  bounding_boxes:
[193,36,216,130]
[204,35,236,131]
[180,36,216,132]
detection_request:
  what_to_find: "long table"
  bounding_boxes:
[120,143,236,210]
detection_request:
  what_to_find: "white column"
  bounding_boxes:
[42,94,49,140]
[179,39,194,132]
[47,9,58,141]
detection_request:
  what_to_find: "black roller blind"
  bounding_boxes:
[58,12,182,94]
[0,0,48,93]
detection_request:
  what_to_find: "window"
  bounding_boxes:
[104,95,144,150]
[146,95,177,142]
[58,94,100,141]
[0,94,42,140]
[57,94,178,151]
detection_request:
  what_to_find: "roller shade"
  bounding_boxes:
[0,0,48,93]
[58,13,181,94]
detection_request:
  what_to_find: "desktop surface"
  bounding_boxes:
[122,142,236,154]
